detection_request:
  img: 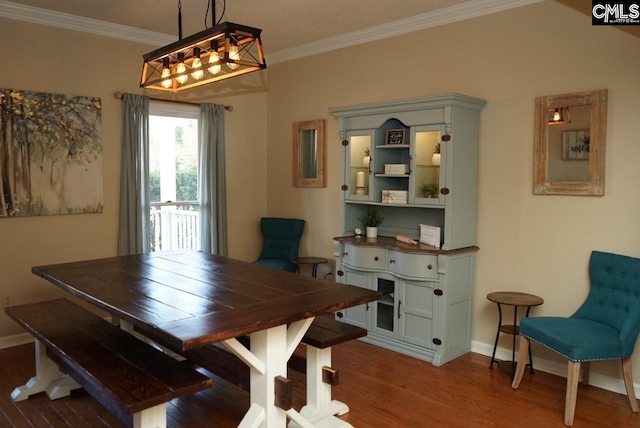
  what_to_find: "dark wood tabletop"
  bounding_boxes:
[32,251,380,352]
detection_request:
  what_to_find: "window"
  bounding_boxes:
[149,102,200,252]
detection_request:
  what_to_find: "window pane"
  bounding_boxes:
[149,116,198,203]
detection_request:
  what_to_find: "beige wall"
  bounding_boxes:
[0,19,267,338]
[265,1,640,379]
[2,0,640,386]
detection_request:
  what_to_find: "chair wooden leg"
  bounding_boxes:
[622,357,639,413]
[511,336,530,389]
[581,361,590,386]
[565,360,581,427]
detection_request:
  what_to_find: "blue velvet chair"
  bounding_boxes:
[512,251,640,426]
[253,217,305,273]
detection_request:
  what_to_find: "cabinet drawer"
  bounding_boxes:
[387,251,438,279]
[342,245,386,270]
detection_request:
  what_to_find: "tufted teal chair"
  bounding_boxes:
[512,251,640,426]
[253,217,305,273]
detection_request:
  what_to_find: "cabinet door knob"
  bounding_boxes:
[397,299,402,319]
[374,256,379,261]
[389,259,395,264]
[343,252,348,257]
[428,264,433,270]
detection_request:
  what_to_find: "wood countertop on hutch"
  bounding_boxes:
[333,236,478,255]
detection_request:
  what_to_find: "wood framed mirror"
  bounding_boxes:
[293,119,326,187]
[533,89,608,196]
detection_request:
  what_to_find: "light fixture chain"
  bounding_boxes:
[206,0,226,29]
[178,0,183,40]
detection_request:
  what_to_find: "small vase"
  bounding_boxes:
[432,153,441,166]
[366,227,378,238]
[363,156,371,167]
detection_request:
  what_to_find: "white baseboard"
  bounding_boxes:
[471,340,635,397]
[0,332,34,349]
[0,332,635,398]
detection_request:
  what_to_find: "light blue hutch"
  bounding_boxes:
[330,94,486,366]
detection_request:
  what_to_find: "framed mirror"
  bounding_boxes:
[293,119,326,187]
[533,89,608,196]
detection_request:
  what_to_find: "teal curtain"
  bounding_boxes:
[117,94,150,255]
[199,104,228,255]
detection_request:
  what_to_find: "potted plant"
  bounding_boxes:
[362,148,371,167]
[432,143,441,166]
[361,207,383,238]
[419,183,439,198]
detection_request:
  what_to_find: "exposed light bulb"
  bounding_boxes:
[227,44,239,70]
[161,68,173,89]
[208,51,221,74]
[191,57,204,80]
[160,59,172,89]
[191,47,204,80]
[175,62,188,84]
[174,53,188,84]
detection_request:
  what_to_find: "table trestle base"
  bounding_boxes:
[288,345,353,428]
[133,404,167,428]
[11,340,81,402]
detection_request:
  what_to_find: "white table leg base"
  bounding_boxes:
[46,375,81,400]
[290,412,353,428]
[286,409,315,428]
[289,345,353,428]
[224,320,314,428]
[329,400,349,417]
[11,340,80,402]
[132,403,167,428]
[238,403,266,428]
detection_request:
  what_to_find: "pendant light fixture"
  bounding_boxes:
[140,0,267,92]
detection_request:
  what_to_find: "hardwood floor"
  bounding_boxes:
[0,340,637,427]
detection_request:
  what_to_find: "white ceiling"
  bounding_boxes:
[1,0,472,52]
[1,0,546,62]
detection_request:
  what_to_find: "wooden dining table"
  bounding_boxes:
[30,250,380,427]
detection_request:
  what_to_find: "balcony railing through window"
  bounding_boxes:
[150,202,200,252]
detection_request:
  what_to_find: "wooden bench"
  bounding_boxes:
[5,299,212,428]
[161,315,366,426]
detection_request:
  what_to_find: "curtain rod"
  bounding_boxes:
[114,92,233,112]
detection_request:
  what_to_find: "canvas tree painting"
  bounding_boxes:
[0,89,103,217]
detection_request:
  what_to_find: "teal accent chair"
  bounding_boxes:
[512,251,640,426]
[253,217,305,273]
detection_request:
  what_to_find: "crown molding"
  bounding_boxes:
[0,0,543,63]
[268,0,544,64]
[0,0,175,46]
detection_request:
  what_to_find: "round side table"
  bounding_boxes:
[487,291,544,379]
[291,257,328,278]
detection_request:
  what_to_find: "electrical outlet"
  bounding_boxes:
[3,294,14,308]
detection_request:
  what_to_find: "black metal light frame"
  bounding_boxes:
[140,2,266,92]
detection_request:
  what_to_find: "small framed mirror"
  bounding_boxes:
[533,89,608,196]
[293,119,326,187]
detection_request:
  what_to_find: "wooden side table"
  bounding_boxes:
[487,291,544,378]
[291,257,328,278]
